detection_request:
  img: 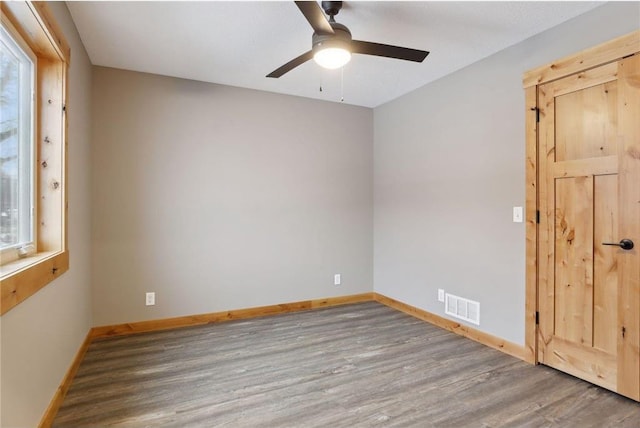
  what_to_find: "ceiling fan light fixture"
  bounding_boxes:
[311,21,353,70]
[313,45,351,69]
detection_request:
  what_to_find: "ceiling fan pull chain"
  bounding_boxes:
[340,67,344,102]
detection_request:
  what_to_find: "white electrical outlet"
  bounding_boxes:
[334,274,341,286]
[145,292,155,306]
[438,289,445,302]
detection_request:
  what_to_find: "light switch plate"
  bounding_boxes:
[513,206,523,223]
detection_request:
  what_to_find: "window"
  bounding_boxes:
[0,1,70,315]
[1,22,36,264]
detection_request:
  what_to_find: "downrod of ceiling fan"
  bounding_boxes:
[321,1,343,19]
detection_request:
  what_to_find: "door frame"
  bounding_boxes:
[522,31,640,365]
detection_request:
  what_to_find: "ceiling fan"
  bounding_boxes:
[267,1,429,78]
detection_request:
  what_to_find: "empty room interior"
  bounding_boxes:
[1,1,640,426]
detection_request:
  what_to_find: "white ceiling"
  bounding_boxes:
[67,1,604,108]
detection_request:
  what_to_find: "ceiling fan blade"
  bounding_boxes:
[351,40,429,63]
[295,1,334,35]
[267,51,314,78]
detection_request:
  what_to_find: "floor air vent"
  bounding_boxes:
[445,293,480,325]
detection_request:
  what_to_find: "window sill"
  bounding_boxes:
[1,250,69,315]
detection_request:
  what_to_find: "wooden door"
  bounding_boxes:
[537,54,640,400]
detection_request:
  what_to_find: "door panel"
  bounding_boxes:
[593,174,618,354]
[555,81,618,162]
[554,175,594,346]
[538,54,640,400]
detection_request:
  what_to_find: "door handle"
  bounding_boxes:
[602,239,634,250]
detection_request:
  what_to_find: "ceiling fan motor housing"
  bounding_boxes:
[312,22,352,55]
[321,1,343,17]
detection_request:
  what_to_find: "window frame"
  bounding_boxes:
[0,1,70,315]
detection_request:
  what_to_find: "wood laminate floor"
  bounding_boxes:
[54,302,640,427]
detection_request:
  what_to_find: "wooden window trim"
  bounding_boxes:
[0,1,70,315]
[522,30,640,364]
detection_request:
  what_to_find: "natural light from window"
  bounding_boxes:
[0,23,35,262]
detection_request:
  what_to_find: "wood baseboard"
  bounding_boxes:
[39,331,93,428]
[373,293,531,362]
[90,293,375,338]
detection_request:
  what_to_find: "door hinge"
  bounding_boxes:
[536,210,540,224]
[535,311,539,325]
[534,107,540,123]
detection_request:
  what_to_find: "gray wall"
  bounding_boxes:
[373,2,640,345]
[91,68,373,326]
[0,3,93,426]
